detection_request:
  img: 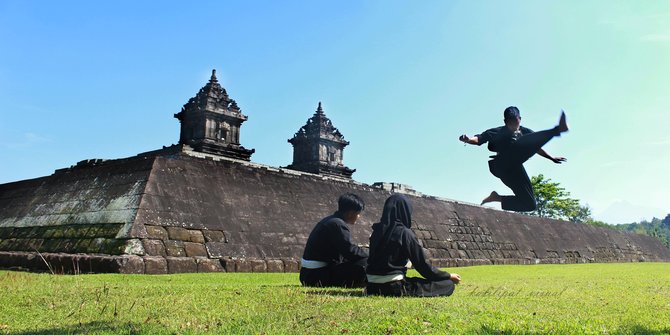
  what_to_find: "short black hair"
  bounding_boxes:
[338,193,365,213]
[504,106,521,121]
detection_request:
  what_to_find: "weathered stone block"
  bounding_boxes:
[13,228,30,239]
[456,249,468,258]
[188,230,206,243]
[142,239,166,256]
[0,228,14,239]
[145,226,168,240]
[196,257,224,272]
[423,240,449,249]
[205,242,226,258]
[166,257,197,273]
[234,259,253,272]
[8,239,25,251]
[118,255,145,274]
[0,239,9,251]
[143,256,168,274]
[73,239,92,253]
[266,259,284,272]
[251,259,267,272]
[123,239,145,255]
[219,257,233,271]
[184,242,208,257]
[64,226,91,239]
[100,224,125,238]
[58,239,79,253]
[283,259,300,272]
[167,227,190,241]
[164,240,186,257]
[87,238,124,254]
[202,230,226,243]
[280,236,297,244]
[295,233,309,245]
[428,248,450,259]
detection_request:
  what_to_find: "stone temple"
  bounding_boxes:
[1,70,669,274]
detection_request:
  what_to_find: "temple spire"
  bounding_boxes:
[287,102,355,178]
[173,69,255,160]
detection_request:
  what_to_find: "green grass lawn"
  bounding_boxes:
[1,262,669,334]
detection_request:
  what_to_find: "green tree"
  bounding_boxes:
[662,214,670,229]
[564,202,592,223]
[531,174,588,222]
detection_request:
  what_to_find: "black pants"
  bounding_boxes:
[366,277,456,297]
[300,258,367,288]
[489,126,560,212]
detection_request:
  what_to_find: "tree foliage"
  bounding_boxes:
[529,175,669,250]
[530,174,590,222]
[617,216,670,250]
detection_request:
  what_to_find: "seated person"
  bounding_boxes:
[300,193,368,288]
[366,194,461,297]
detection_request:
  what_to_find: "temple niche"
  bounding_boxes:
[174,69,255,160]
[287,102,355,178]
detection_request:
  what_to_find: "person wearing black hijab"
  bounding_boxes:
[459,107,569,212]
[366,194,461,297]
[300,193,369,288]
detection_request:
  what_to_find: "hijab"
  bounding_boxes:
[369,194,413,254]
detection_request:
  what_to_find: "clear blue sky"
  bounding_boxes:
[1,1,668,224]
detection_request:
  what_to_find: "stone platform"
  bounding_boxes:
[1,146,669,274]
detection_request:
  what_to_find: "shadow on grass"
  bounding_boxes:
[478,324,670,335]
[303,288,366,297]
[4,321,166,335]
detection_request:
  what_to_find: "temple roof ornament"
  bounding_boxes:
[287,102,355,178]
[174,69,255,160]
[289,102,348,146]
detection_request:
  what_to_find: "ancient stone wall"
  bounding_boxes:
[1,148,669,274]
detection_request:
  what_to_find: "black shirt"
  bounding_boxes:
[302,213,368,264]
[477,125,534,153]
[366,224,450,281]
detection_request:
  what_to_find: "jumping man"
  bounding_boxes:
[459,106,569,212]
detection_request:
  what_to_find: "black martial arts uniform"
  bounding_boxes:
[300,212,368,288]
[477,125,562,212]
[366,194,456,297]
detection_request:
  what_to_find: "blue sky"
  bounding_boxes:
[1,1,668,224]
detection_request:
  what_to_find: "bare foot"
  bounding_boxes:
[558,110,569,133]
[481,191,501,205]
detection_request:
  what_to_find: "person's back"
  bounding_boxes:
[302,214,362,264]
[299,193,368,288]
[366,194,460,297]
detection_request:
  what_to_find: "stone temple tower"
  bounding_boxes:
[174,69,255,160]
[287,102,355,178]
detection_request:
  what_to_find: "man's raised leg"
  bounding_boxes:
[511,111,568,163]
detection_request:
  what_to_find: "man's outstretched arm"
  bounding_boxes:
[537,148,566,164]
[459,134,480,145]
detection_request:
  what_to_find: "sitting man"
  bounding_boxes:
[300,193,368,288]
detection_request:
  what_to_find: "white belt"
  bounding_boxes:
[301,258,328,269]
[367,273,405,284]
